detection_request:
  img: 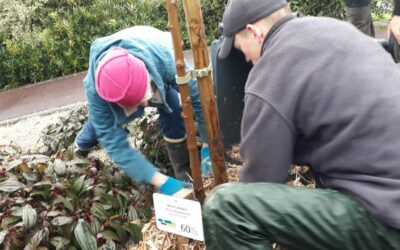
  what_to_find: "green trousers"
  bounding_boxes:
[345,5,375,37]
[202,183,400,250]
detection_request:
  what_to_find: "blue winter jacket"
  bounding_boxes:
[84,26,206,183]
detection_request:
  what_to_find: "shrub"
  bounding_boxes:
[371,0,394,21]
[0,0,47,41]
[1,0,363,90]
[0,0,169,90]
[289,0,345,19]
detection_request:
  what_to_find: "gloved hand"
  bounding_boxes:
[160,176,191,195]
[201,145,213,177]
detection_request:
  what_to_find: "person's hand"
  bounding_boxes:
[387,15,400,44]
[160,176,191,195]
[201,145,213,177]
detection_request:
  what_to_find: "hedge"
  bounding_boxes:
[4,0,384,90]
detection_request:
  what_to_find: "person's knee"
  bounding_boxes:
[203,183,241,215]
[345,5,374,36]
[74,122,98,150]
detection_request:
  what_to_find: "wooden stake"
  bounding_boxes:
[166,0,206,204]
[182,0,228,185]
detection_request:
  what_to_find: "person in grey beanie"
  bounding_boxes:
[202,0,400,249]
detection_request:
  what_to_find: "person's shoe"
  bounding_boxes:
[72,142,91,158]
[165,138,191,182]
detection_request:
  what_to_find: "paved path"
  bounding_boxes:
[0,72,87,122]
[0,51,196,123]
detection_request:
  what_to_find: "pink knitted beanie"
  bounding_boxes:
[95,47,148,107]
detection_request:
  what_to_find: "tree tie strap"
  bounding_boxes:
[175,64,212,85]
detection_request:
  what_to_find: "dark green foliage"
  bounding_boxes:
[0,0,169,90]
[37,105,174,176]
[371,0,394,19]
[127,109,174,177]
[0,105,173,249]
[0,143,153,249]
[200,0,228,43]
[289,0,345,19]
[37,105,88,155]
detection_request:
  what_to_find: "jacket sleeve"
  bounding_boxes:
[239,93,295,183]
[88,93,158,184]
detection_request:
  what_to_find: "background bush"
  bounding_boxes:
[371,0,394,20]
[290,0,345,19]
[0,0,393,90]
[0,0,168,90]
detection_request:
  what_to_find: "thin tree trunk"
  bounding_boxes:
[166,0,206,203]
[182,0,228,185]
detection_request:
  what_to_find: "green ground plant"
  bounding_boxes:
[0,143,153,249]
[0,107,173,249]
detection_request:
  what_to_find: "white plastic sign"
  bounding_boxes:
[153,193,204,241]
